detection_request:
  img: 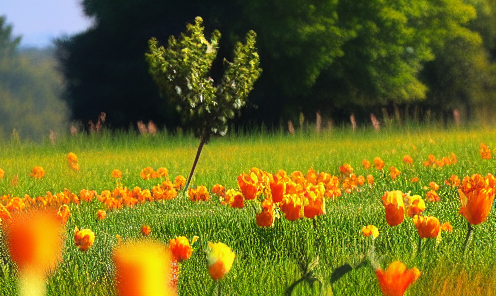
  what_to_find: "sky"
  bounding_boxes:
[0,0,93,48]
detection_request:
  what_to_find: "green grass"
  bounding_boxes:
[1,125,496,295]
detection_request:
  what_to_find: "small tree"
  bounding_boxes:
[146,17,262,190]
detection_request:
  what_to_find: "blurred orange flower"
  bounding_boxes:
[444,175,460,187]
[173,175,186,190]
[0,168,5,179]
[410,177,419,183]
[426,190,440,202]
[169,236,193,261]
[480,143,491,160]
[74,227,95,251]
[112,169,122,178]
[362,159,371,169]
[339,164,354,175]
[57,205,70,225]
[156,167,169,178]
[403,194,425,218]
[113,240,177,296]
[374,157,385,170]
[140,167,154,180]
[429,182,439,191]
[367,175,374,186]
[413,215,441,238]
[3,210,64,277]
[382,191,405,226]
[142,225,151,236]
[207,242,235,281]
[389,167,400,180]
[304,186,326,219]
[403,155,413,165]
[30,166,45,179]
[222,189,245,208]
[362,225,379,238]
[188,186,210,202]
[376,261,420,296]
[97,210,107,220]
[256,199,275,227]
[212,184,225,197]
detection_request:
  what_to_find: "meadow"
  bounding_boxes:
[1,124,496,296]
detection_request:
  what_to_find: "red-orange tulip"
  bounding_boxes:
[413,215,441,238]
[256,199,275,227]
[376,261,420,296]
[458,186,495,225]
[237,173,259,200]
[169,236,193,261]
[382,191,405,226]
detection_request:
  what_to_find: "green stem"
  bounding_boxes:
[417,236,423,255]
[462,222,474,254]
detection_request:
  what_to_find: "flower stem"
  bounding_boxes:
[417,236,423,255]
[462,222,474,254]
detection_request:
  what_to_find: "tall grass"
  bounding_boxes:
[0,125,495,295]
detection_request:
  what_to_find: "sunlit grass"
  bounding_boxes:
[0,125,496,295]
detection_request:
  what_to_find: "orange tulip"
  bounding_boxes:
[30,166,45,179]
[211,184,225,197]
[0,168,5,179]
[413,215,441,238]
[237,172,259,200]
[269,174,285,203]
[362,225,379,238]
[156,167,169,178]
[339,164,354,175]
[142,225,151,236]
[280,194,304,221]
[374,157,385,170]
[480,143,491,160]
[382,191,405,226]
[97,210,107,220]
[403,194,425,218]
[445,175,460,187]
[303,187,326,219]
[429,182,439,191]
[458,185,495,225]
[362,159,371,169]
[169,236,193,261]
[367,175,374,186]
[188,185,210,202]
[74,227,95,251]
[207,242,235,281]
[140,167,154,180]
[403,155,413,164]
[3,210,64,277]
[426,190,440,202]
[57,204,70,225]
[112,169,123,178]
[173,175,186,190]
[389,166,400,180]
[376,261,420,296]
[256,199,275,227]
[113,240,176,296]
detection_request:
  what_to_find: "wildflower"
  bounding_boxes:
[113,240,176,296]
[140,167,154,180]
[410,177,419,183]
[362,225,379,238]
[112,169,122,179]
[173,175,186,190]
[429,182,439,191]
[403,155,413,165]
[0,168,4,179]
[426,190,440,202]
[30,166,45,179]
[390,167,400,180]
[382,191,405,226]
[206,242,235,280]
[362,159,371,169]
[458,174,496,225]
[444,175,460,187]
[280,194,304,221]
[367,175,374,186]
[211,184,225,197]
[142,225,151,236]
[74,227,95,251]
[357,175,365,186]
[441,222,453,232]
[67,152,79,171]
[188,186,210,202]
[403,194,426,218]
[56,205,70,225]
[3,210,64,277]
[256,199,275,227]
[480,143,491,160]
[156,167,169,178]
[237,172,259,200]
[373,157,385,170]
[169,236,193,261]
[97,210,106,220]
[339,164,354,175]
[376,261,420,296]
[413,215,441,238]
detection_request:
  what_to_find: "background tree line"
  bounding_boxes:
[1,0,495,139]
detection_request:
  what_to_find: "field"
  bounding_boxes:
[1,125,496,296]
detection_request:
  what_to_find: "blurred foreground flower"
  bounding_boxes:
[113,240,177,296]
[112,169,122,179]
[207,242,235,280]
[0,168,4,179]
[67,152,79,171]
[376,261,420,296]
[3,210,64,296]
[74,227,95,251]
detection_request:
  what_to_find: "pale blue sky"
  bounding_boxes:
[0,0,93,48]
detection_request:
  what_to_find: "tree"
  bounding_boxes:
[146,17,261,189]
